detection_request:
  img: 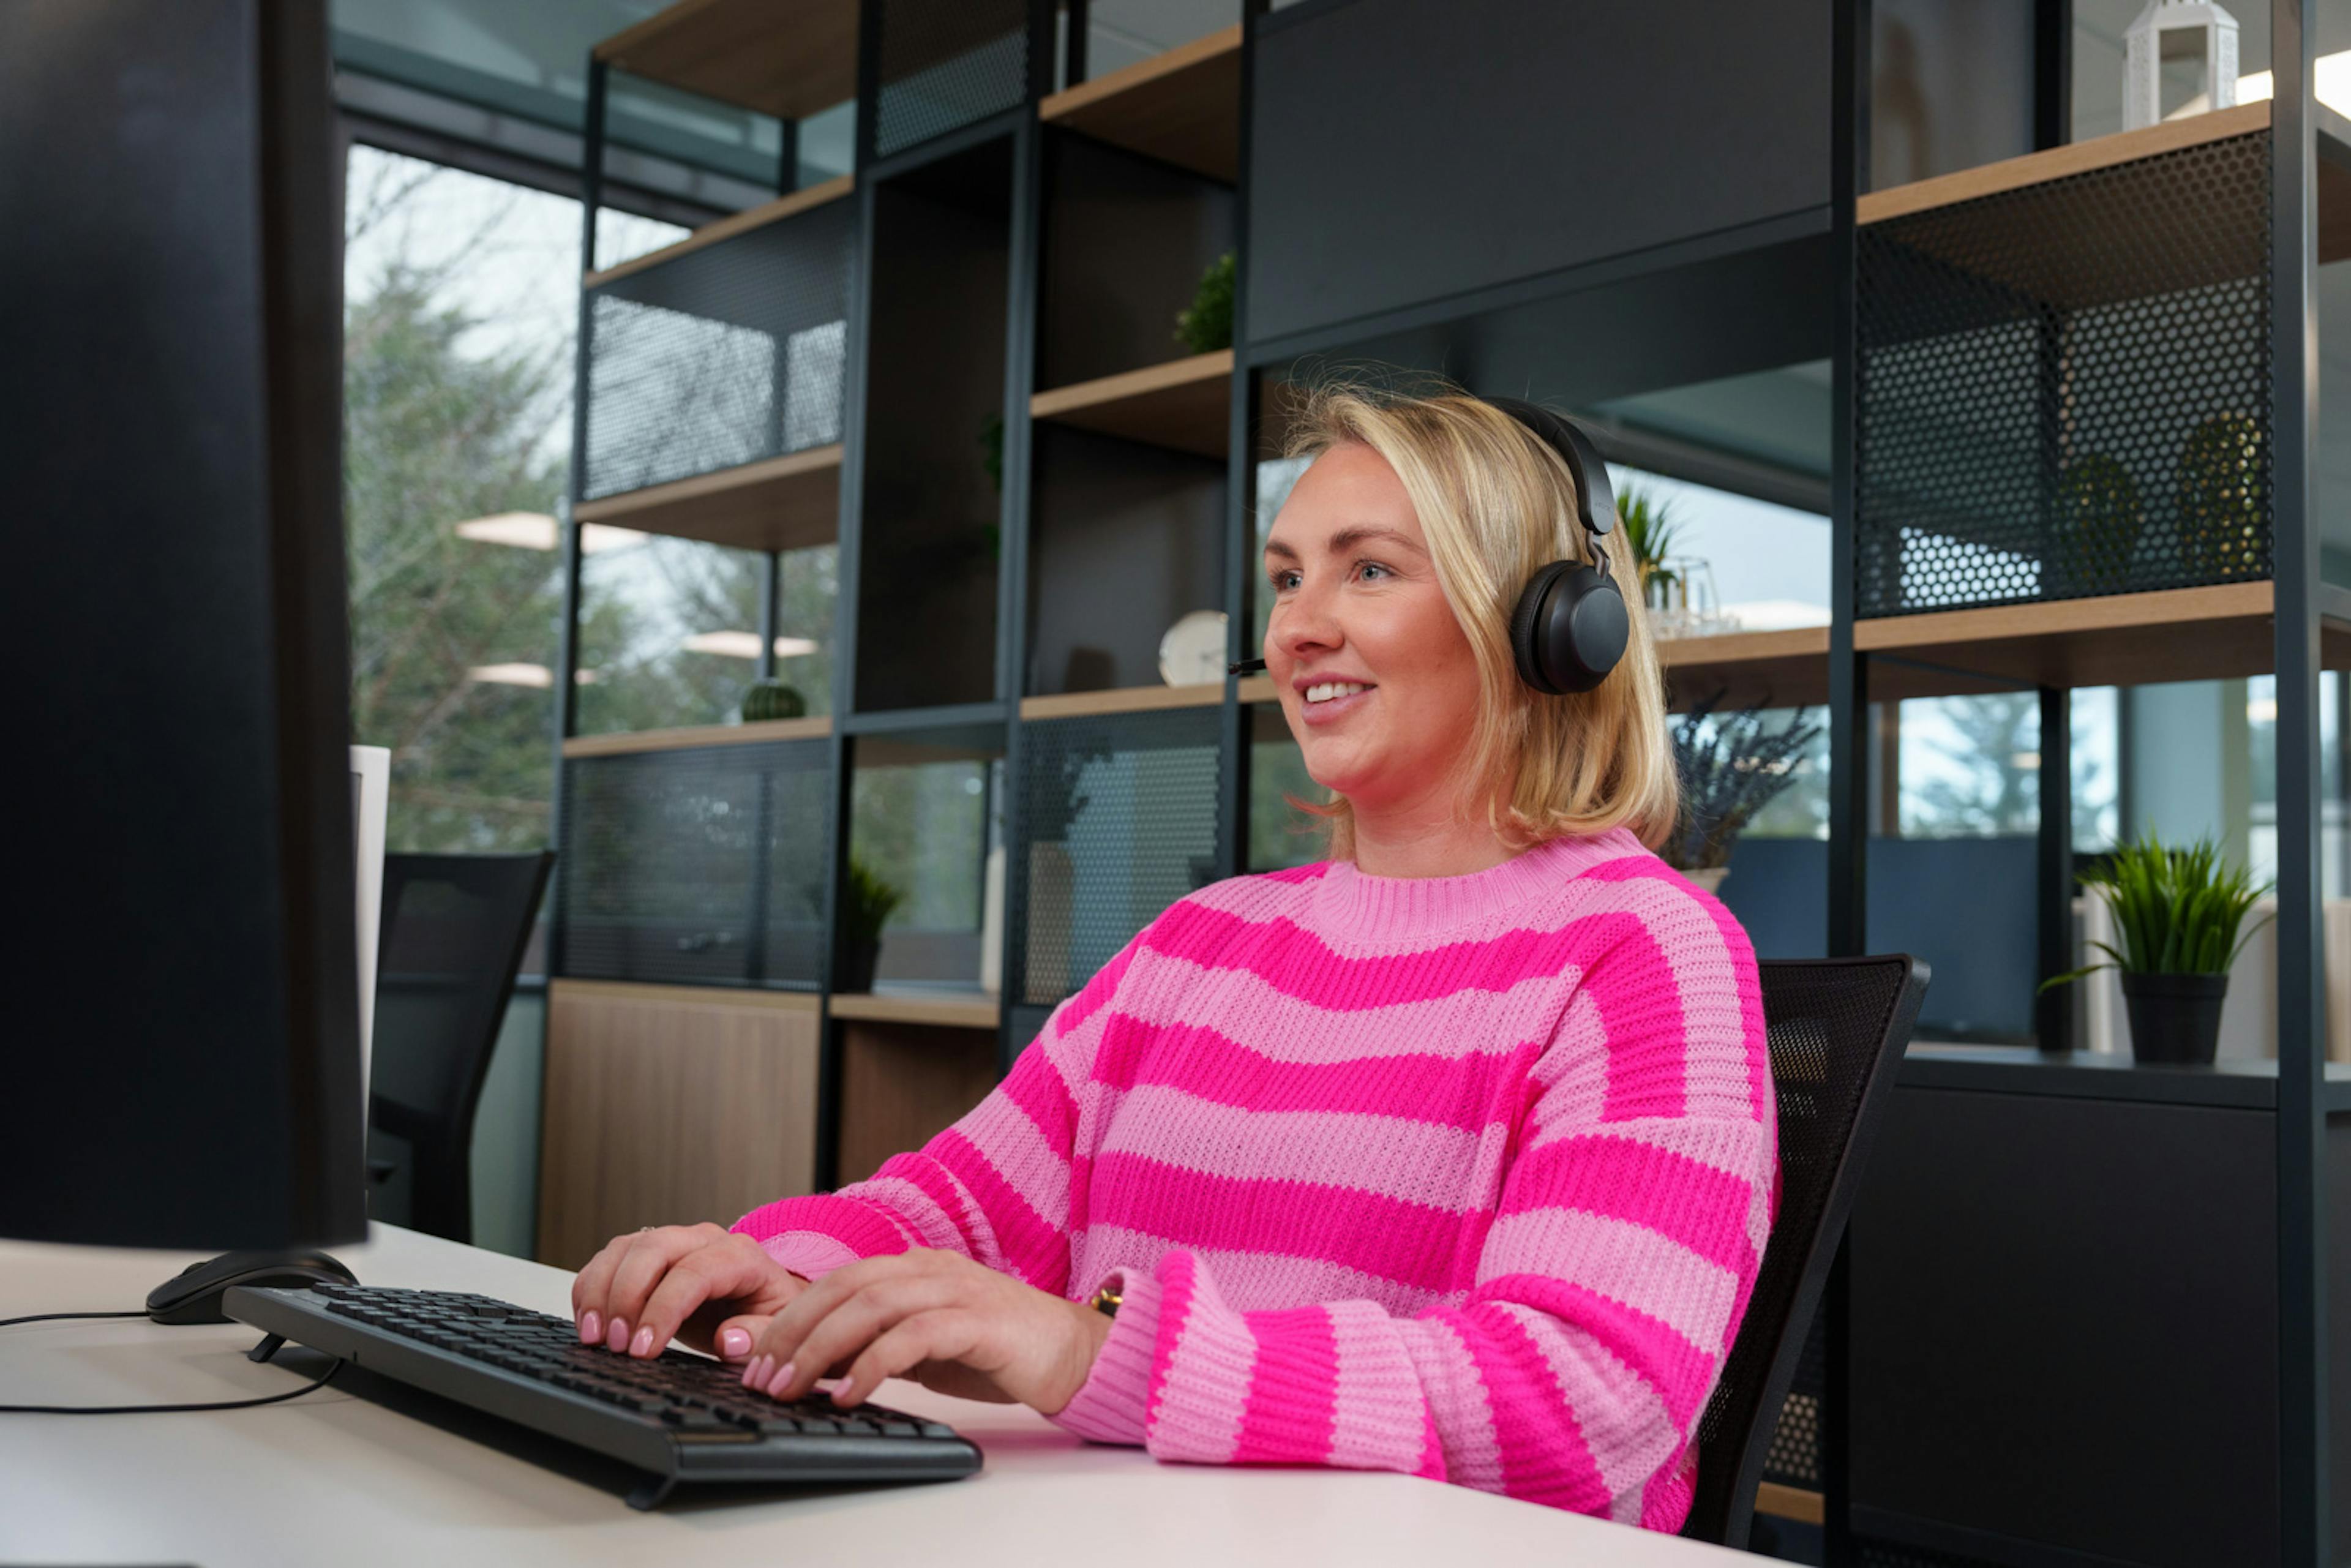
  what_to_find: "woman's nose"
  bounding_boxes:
[1272,587,1342,662]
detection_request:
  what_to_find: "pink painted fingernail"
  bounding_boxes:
[740,1354,765,1388]
[630,1326,656,1357]
[765,1360,797,1397]
[719,1327,752,1360]
[578,1310,601,1345]
[606,1316,630,1352]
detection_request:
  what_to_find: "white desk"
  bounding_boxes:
[0,1226,1742,1567]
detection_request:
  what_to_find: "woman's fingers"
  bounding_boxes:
[746,1261,964,1400]
[830,1311,983,1409]
[574,1223,726,1349]
[570,1236,631,1340]
[632,1234,795,1357]
[758,1274,963,1401]
[708,1311,776,1364]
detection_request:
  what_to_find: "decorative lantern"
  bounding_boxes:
[2123,1,2241,130]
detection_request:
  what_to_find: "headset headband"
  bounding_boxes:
[1484,397,1616,548]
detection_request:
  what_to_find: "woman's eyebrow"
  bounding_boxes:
[1327,525,1427,555]
[1264,539,1300,561]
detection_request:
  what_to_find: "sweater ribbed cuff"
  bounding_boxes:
[1047,1268,1159,1447]
[756,1230,862,1280]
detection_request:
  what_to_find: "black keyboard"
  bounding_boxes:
[223,1281,981,1508]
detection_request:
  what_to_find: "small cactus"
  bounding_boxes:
[741,680,807,723]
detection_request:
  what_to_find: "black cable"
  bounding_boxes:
[1,1309,343,1413]
[0,1357,342,1415]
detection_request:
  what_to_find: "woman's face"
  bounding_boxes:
[1261,442,1484,819]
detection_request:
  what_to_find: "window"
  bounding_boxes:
[342,144,684,853]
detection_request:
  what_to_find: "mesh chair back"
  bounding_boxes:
[369,851,553,1243]
[1680,954,1930,1548]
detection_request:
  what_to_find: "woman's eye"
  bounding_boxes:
[1269,570,1301,592]
[1357,561,1391,582]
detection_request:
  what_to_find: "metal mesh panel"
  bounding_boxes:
[874,0,1029,160]
[1761,1312,1827,1488]
[1016,706,1223,1007]
[1856,130,2270,615]
[558,740,830,987]
[583,197,853,501]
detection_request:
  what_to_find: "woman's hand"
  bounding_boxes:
[739,1249,1112,1416]
[571,1223,808,1362]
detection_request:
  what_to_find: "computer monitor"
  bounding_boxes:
[2,0,368,1250]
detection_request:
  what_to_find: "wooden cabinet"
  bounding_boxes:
[537,981,820,1269]
[837,1020,1000,1187]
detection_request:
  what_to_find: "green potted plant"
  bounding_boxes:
[2177,413,2265,582]
[740,678,806,722]
[2039,832,2271,1064]
[1174,252,1235,355]
[2051,452,2142,595]
[1616,481,1681,612]
[1663,692,1823,895]
[838,857,902,994]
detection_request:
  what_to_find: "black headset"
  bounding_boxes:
[1231,398,1628,696]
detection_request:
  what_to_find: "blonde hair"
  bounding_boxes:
[1280,379,1678,858]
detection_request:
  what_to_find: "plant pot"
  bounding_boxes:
[838,937,880,995]
[2120,970,2229,1065]
[1682,865,1730,896]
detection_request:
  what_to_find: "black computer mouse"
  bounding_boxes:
[146,1249,358,1325]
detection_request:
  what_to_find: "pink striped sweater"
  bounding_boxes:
[733,826,1773,1531]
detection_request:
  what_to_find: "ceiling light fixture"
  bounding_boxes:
[467,663,599,688]
[681,631,820,659]
[454,512,647,554]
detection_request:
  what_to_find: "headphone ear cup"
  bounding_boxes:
[1551,566,1629,694]
[1510,561,1575,696]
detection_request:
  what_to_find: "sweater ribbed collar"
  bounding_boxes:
[1306,827,1646,940]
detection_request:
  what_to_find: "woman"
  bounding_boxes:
[570,383,1772,1532]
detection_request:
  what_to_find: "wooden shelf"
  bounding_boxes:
[1858,104,2276,312]
[1032,350,1232,458]
[573,445,842,554]
[1020,682,1224,722]
[594,0,856,121]
[1856,581,2351,692]
[1659,626,1831,711]
[828,991,1000,1029]
[585,175,853,290]
[1858,103,2270,227]
[1753,1482,1824,1526]
[1240,585,2349,713]
[549,978,820,1013]
[1855,103,2351,308]
[1038,24,1243,182]
[563,715,831,760]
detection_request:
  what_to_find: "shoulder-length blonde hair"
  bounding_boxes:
[1281,379,1678,858]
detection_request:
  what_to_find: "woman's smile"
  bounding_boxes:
[1295,675,1377,724]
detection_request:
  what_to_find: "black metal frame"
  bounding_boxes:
[2271,2,2328,1560]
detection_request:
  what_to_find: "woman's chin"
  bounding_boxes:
[1297,748,1374,800]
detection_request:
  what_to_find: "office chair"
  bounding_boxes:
[368,850,555,1245]
[1679,954,1931,1550]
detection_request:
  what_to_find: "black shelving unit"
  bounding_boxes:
[539,3,2351,1559]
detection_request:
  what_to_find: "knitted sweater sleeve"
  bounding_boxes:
[1050,888,1774,1530]
[728,936,1142,1292]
